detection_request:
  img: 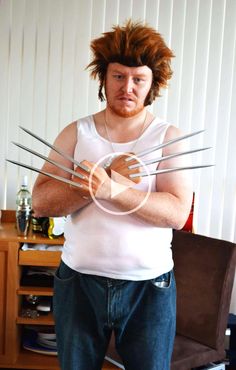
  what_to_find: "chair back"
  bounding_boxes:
[172,230,236,349]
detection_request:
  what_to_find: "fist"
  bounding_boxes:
[107,153,142,184]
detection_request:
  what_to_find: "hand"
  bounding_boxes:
[71,160,111,199]
[107,153,142,184]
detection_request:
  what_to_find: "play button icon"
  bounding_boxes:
[110,169,137,198]
[88,152,152,216]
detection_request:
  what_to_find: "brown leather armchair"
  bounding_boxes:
[104,230,236,370]
[171,230,236,369]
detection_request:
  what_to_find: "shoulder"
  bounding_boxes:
[59,115,94,135]
[146,118,180,146]
[52,121,79,154]
[55,120,77,139]
[164,125,182,141]
[162,125,188,156]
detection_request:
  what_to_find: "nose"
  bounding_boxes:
[122,77,134,93]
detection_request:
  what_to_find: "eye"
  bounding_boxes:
[113,74,124,80]
[133,77,145,84]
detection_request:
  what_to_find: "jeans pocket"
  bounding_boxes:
[150,270,172,290]
[54,260,77,282]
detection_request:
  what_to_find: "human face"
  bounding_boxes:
[105,63,153,118]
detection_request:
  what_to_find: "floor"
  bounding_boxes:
[3,361,236,370]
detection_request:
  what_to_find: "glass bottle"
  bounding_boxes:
[16,175,32,236]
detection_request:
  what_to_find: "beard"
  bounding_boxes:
[106,93,146,118]
[107,102,145,118]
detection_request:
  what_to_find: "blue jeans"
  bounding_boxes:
[53,261,176,370]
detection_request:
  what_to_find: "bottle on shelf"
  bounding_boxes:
[48,217,66,239]
[31,216,49,235]
[16,175,32,236]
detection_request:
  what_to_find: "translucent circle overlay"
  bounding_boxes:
[88,152,152,216]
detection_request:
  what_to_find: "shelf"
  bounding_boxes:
[19,250,61,267]
[16,313,54,326]
[0,215,64,245]
[0,214,119,370]
[0,349,60,369]
[17,286,53,296]
[0,349,120,369]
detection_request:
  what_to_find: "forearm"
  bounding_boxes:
[32,180,91,217]
[106,186,191,228]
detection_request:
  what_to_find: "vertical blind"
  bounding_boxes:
[0,0,236,310]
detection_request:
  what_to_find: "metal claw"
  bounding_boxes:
[12,141,86,180]
[8,127,213,187]
[19,126,90,173]
[6,159,84,188]
[125,129,205,161]
[128,147,211,169]
[129,164,214,178]
[13,142,84,179]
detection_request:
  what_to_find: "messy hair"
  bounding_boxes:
[87,20,174,105]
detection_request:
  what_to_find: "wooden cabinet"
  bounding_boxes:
[0,211,118,370]
[0,238,20,365]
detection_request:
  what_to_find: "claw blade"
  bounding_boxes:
[129,164,214,178]
[19,126,90,173]
[126,129,205,161]
[6,159,83,188]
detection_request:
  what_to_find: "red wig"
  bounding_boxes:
[87,20,174,105]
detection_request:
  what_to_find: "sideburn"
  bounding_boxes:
[98,77,106,102]
[144,81,157,106]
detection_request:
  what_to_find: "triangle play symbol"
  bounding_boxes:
[110,170,136,198]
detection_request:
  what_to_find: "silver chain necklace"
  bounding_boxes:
[103,110,148,168]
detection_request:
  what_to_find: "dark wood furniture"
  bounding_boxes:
[0,210,118,369]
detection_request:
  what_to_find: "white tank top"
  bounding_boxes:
[62,115,173,280]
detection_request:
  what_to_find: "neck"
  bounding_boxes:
[103,107,149,144]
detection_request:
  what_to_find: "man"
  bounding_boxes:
[32,20,192,370]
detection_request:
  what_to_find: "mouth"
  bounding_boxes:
[118,96,134,102]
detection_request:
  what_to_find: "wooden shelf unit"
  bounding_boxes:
[17,286,54,296]
[0,210,119,370]
[16,313,55,326]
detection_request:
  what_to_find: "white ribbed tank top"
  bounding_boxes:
[62,115,173,280]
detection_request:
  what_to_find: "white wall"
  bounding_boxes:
[1,0,236,311]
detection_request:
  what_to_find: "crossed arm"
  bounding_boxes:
[32,121,192,229]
